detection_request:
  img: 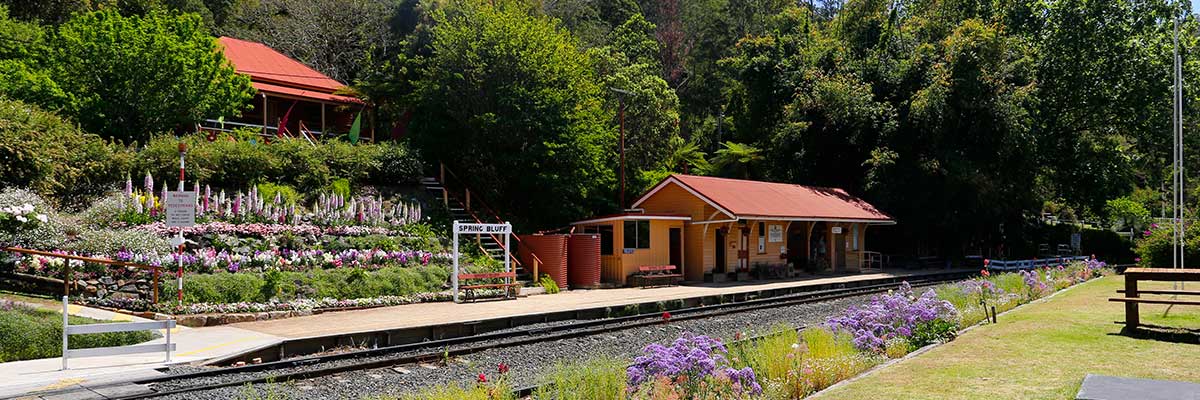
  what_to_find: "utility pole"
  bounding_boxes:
[611,88,633,209]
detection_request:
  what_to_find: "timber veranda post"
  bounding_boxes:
[453,220,460,303]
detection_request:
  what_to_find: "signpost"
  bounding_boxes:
[452,221,512,303]
[170,143,190,302]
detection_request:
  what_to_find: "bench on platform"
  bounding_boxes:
[458,271,519,302]
[634,265,681,287]
[1108,268,1200,330]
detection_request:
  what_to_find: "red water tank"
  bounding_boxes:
[568,234,601,288]
[518,234,569,290]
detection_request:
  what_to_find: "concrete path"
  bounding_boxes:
[233,269,967,339]
[0,302,283,399]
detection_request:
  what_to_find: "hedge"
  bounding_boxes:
[0,98,131,210]
[132,134,425,193]
[0,301,157,362]
[164,264,451,304]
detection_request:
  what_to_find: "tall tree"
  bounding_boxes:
[408,0,615,228]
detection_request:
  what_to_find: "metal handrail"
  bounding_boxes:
[437,162,545,273]
[2,246,164,304]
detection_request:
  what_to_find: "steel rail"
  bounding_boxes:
[107,272,969,399]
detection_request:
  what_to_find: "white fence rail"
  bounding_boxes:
[985,256,1090,271]
[61,296,175,370]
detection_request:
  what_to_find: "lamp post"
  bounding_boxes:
[610,88,634,209]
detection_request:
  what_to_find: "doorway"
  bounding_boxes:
[834,228,847,271]
[739,227,749,272]
[715,229,727,273]
[669,228,682,269]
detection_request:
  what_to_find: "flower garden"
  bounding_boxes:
[0,148,489,325]
[391,260,1111,400]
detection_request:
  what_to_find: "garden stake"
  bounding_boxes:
[990,305,997,324]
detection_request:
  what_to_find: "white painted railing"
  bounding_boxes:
[985,256,1089,271]
[61,297,175,370]
[861,251,885,273]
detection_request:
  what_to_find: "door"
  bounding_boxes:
[739,228,750,272]
[715,229,727,273]
[669,228,682,269]
[834,229,847,271]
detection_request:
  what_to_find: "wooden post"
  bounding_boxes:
[533,258,539,282]
[64,262,71,299]
[321,103,326,134]
[262,94,269,136]
[1125,275,1140,330]
[440,163,448,208]
[466,189,471,211]
[153,268,160,304]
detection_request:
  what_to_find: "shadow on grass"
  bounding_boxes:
[1111,323,1200,345]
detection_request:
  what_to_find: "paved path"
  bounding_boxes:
[233,269,967,338]
[0,303,283,399]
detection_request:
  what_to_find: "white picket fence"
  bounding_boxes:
[984,256,1090,271]
[61,297,175,370]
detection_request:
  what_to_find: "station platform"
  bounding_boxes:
[0,268,965,399]
[232,269,968,339]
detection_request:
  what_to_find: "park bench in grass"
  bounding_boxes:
[458,271,520,302]
[1108,268,1200,330]
[634,265,681,287]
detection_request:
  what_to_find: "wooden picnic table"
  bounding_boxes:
[1109,268,1200,330]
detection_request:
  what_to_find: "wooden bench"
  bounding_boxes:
[458,271,520,302]
[1108,268,1200,330]
[634,265,681,287]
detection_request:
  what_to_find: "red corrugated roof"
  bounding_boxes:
[251,81,363,105]
[218,37,345,93]
[633,174,894,222]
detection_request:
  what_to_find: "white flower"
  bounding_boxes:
[791,343,801,350]
[14,215,27,223]
[20,204,34,213]
[35,214,48,223]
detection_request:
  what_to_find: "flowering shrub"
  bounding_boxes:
[10,247,447,278]
[0,188,66,249]
[628,333,762,398]
[117,174,424,228]
[825,282,958,352]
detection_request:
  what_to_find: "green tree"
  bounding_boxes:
[1105,196,1150,232]
[709,141,762,178]
[408,0,615,228]
[37,10,253,143]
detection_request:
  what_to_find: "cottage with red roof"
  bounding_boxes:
[572,174,894,285]
[200,37,369,140]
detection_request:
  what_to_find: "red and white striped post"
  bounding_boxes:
[177,142,186,302]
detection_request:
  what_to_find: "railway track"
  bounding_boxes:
[101,272,970,399]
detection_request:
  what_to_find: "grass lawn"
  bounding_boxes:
[816,275,1200,399]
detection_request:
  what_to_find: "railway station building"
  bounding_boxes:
[572,174,895,285]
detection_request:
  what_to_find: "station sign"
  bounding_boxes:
[455,222,512,234]
[164,191,197,227]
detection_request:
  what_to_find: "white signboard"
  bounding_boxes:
[455,223,512,234]
[768,225,783,243]
[164,191,197,227]
[831,226,843,234]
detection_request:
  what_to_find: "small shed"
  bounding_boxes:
[570,213,691,285]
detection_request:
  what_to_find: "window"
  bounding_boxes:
[757,222,766,254]
[623,220,650,249]
[582,225,615,255]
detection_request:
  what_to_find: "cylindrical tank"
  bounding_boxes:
[568,234,601,288]
[518,234,569,290]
